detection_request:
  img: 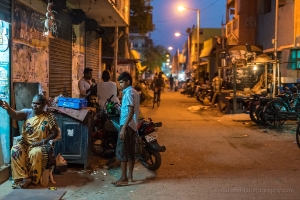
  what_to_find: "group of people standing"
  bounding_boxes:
[78,68,141,186]
[78,68,120,108]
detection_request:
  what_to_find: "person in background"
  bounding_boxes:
[0,94,59,189]
[78,67,97,99]
[97,70,120,108]
[151,72,165,102]
[169,74,174,91]
[211,72,223,108]
[112,72,140,186]
[174,78,179,91]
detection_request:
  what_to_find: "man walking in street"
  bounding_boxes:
[151,72,165,102]
[112,72,140,186]
[210,72,223,109]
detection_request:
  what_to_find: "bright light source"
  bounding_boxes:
[178,6,186,11]
[166,62,169,66]
[175,32,181,37]
[167,59,170,62]
[168,47,173,50]
[169,65,172,68]
[166,55,169,57]
[253,65,257,71]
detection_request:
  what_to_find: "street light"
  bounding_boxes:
[168,46,173,50]
[178,6,200,74]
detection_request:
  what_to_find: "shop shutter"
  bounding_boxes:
[86,31,100,82]
[0,0,11,22]
[49,11,72,97]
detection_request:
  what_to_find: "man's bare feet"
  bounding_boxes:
[111,179,128,187]
[128,178,136,183]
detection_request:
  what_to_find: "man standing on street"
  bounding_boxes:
[112,72,140,186]
[169,74,174,91]
[210,72,223,109]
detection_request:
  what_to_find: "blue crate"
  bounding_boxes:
[57,97,87,109]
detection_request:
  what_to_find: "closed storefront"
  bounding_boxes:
[49,11,72,97]
[86,31,100,82]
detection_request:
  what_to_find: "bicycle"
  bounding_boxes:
[153,87,161,109]
[263,87,300,127]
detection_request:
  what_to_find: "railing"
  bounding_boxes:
[226,17,239,37]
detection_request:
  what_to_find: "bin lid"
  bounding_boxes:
[48,107,95,121]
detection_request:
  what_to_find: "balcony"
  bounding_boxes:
[226,17,239,37]
[67,0,129,27]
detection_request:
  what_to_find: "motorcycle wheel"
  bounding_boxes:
[256,106,267,125]
[138,151,161,171]
[91,137,105,157]
[263,100,288,127]
[249,104,260,124]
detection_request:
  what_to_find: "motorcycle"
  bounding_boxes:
[91,95,165,171]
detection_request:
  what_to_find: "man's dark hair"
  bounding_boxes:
[101,70,111,82]
[117,72,132,85]
[214,72,218,77]
[84,67,93,75]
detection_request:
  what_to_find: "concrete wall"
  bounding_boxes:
[256,0,294,50]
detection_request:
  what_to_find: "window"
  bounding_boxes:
[264,0,272,14]
[291,50,300,70]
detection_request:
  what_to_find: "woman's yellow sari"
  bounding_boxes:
[11,110,58,188]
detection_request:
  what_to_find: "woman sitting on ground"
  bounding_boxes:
[97,70,120,108]
[0,94,59,189]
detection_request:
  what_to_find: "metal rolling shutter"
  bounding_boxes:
[0,0,11,22]
[49,11,72,97]
[86,31,100,82]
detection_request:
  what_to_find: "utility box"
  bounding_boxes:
[50,107,94,169]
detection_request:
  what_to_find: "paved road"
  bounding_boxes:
[1,90,300,200]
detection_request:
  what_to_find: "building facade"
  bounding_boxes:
[0,0,129,184]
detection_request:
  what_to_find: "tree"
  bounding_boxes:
[130,0,155,35]
[142,45,169,71]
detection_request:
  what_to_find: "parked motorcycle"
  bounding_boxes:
[195,84,211,103]
[91,95,166,171]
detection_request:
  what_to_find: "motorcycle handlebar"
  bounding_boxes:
[107,95,114,102]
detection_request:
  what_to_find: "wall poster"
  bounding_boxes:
[12,1,49,92]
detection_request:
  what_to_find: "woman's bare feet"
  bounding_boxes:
[20,178,32,189]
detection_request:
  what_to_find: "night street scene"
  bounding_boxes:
[0,0,300,199]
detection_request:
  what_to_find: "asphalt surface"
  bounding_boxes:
[1,89,300,200]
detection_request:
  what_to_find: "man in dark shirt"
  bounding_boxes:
[169,74,174,91]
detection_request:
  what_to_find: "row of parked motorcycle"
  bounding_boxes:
[90,95,166,171]
[180,79,212,104]
[247,85,300,148]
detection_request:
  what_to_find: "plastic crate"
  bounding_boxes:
[57,97,87,109]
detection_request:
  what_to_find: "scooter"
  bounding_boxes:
[91,95,166,171]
